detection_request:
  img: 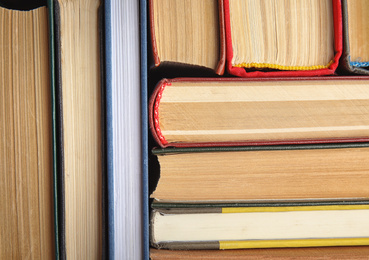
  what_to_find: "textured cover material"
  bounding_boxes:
[149,77,369,148]
[338,0,369,75]
[141,0,150,259]
[150,247,369,260]
[149,0,226,75]
[224,0,342,77]
[152,142,369,155]
[98,3,107,259]
[152,200,369,210]
[150,203,369,250]
[47,0,59,259]
[104,0,113,259]
[53,1,65,259]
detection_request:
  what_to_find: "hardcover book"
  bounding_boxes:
[54,0,103,258]
[149,0,225,75]
[0,3,55,259]
[151,143,369,202]
[340,0,369,75]
[150,202,369,250]
[149,77,369,148]
[224,0,342,77]
[105,0,143,259]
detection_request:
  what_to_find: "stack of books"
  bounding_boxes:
[148,0,369,258]
[3,0,369,259]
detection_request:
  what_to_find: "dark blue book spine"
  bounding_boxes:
[104,0,114,258]
[140,0,149,259]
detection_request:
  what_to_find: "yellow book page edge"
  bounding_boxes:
[220,238,369,249]
[234,60,334,71]
[222,204,369,213]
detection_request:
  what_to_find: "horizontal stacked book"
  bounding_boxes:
[148,0,369,258]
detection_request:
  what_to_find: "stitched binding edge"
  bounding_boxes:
[154,82,170,145]
[234,60,334,71]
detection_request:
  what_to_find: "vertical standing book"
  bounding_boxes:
[149,0,225,75]
[0,3,55,259]
[340,0,369,75]
[54,0,103,258]
[105,0,143,259]
[224,0,342,77]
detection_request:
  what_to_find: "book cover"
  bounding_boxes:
[47,1,59,258]
[141,0,150,259]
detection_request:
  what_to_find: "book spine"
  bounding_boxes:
[104,0,114,259]
[47,0,60,259]
[53,1,66,258]
[141,0,150,259]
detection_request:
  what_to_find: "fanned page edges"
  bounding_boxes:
[149,0,226,75]
[224,0,343,77]
[149,77,369,148]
